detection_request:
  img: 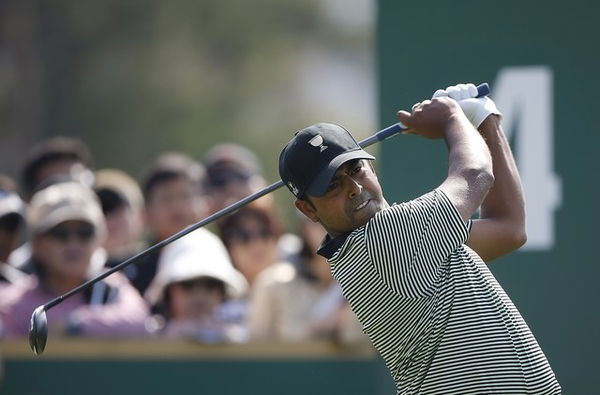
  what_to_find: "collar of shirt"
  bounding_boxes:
[317,232,351,259]
[316,202,396,260]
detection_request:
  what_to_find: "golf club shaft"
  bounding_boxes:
[42,82,490,312]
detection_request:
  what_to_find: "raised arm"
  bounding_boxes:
[431,83,527,262]
[466,115,527,262]
[397,97,494,222]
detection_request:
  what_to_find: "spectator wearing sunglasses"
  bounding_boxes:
[203,143,270,214]
[218,205,286,287]
[216,205,291,333]
[203,143,302,265]
[0,182,150,338]
[9,136,95,273]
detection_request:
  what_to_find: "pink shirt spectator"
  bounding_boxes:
[0,272,149,338]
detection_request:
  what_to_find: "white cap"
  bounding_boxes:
[145,228,248,305]
[27,182,105,236]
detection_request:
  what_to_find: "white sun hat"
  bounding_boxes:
[145,228,248,305]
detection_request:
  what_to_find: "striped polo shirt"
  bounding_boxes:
[318,189,561,394]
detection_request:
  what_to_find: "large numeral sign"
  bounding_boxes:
[493,66,562,251]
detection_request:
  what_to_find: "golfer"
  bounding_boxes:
[278,84,561,394]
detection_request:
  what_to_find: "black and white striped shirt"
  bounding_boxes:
[318,189,561,394]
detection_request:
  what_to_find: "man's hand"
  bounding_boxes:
[396,96,468,139]
[433,83,501,128]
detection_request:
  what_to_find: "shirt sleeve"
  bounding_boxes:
[364,189,469,298]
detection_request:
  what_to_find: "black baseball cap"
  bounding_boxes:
[278,123,375,198]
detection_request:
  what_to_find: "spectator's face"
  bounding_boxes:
[226,216,278,285]
[296,160,386,237]
[208,175,270,213]
[35,159,89,189]
[33,220,98,282]
[103,203,143,256]
[145,176,208,241]
[168,277,225,320]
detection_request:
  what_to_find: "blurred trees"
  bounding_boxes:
[0,0,374,223]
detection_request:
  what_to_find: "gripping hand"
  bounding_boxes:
[432,83,500,128]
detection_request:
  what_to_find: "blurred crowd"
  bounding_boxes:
[0,136,368,346]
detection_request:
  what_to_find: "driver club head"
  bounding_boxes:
[29,305,48,355]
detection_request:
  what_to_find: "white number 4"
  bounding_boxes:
[493,66,562,251]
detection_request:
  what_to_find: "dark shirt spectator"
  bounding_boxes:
[133,152,219,296]
[94,168,145,269]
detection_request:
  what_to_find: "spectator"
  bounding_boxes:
[20,136,94,201]
[145,231,248,342]
[9,136,95,271]
[204,143,302,265]
[0,175,27,286]
[218,205,286,288]
[249,215,368,344]
[134,152,220,296]
[93,168,145,269]
[0,182,149,338]
[203,143,270,213]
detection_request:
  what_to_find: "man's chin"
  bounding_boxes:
[352,203,380,228]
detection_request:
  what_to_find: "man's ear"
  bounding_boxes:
[295,199,320,223]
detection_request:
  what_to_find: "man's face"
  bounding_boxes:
[145,176,208,241]
[103,203,143,255]
[33,220,99,283]
[295,159,387,237]
[168,277,226,321]
[225,215,279,285]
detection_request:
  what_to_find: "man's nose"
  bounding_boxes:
[346,177,362,199]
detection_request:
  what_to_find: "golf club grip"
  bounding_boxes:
[358,82,490,148]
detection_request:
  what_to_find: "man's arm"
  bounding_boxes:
[397,97,494,222]
[466,115,527,262]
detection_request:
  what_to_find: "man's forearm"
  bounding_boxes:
[441,114,494,221]
[466,115,527,261]
[478,115,525,226]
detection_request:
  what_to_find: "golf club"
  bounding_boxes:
[28,83,490,355]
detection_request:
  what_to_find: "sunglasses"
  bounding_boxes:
[228,228,273,244]
[46,225,96,242]
[177,277,225,292]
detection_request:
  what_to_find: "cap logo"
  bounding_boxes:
[287,182,299,196]
[308,135,328,153]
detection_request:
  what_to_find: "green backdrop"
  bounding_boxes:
[1,358,391,395]
[377,1,598,394]
[0,341,396,395]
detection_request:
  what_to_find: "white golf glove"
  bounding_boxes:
[432,83,501,128]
